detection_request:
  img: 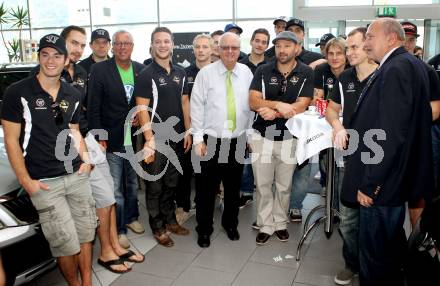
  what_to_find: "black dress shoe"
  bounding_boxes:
[274,229,289,242]
[256,232,271,245]
[224,228,240,241]
[197,234,210,248]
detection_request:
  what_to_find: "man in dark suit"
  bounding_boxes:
[342,18,433,285]
[88,30,146,249]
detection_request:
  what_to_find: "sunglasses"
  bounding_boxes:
[279,79,287,95]
[51,101,64,127]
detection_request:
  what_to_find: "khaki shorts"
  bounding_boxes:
[30,172,98,257]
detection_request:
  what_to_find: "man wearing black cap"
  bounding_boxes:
[2,34,96,285]
[285,18,325,68]
[265,16,287,60]
[249,31,314,245]
[79,28,111,75]
[316,33,336,55]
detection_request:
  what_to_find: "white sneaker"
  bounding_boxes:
[118,234,130,249]
[314,172,321,180]
[126,220,145,234]
[334,269,357,285]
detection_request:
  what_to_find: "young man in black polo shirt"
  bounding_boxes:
[239,28,270,74]
[249,31,314,245]
[325,27,377,286]
[79,28,111,75]
[1,34,96,286]
[135,27,191,247]
[285,18,324,69]
[265,16,287,60]
[175,34,212,225]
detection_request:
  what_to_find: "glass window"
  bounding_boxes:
[236,0,292,18]
[160,0,232,22]
[92,0,157,25]
[374,0,433,4]
[29,0,90,28]
[306,0,372,6]
[2,0,29,29]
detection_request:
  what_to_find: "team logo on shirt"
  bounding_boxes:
[159,77,167,86]
[60,100,69,112]
[270,76,278,85]
[290,76,299,85]
[188,76,194,83]
[75,77,85,88]
[348,82,354,90]
[35,98,46,109]
[173,75,180,85]
[326,78,334,85]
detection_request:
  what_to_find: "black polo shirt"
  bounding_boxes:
[30,64,88,135]
[1,76,82,179]
[314,62,338,98]
[250,60,314,141]
[297,48,324,66]
[134,60,188,139]
[428,53,440,79]
[184,62,199,97]
[239,55,268,75]
[329,67,373,129]
[265,46,275,61]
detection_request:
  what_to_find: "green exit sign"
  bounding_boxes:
[376,6,397,18]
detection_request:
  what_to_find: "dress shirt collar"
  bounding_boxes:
[379,47,399,68]
[217,60,239,76]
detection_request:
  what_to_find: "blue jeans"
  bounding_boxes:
[359,204,406,286]
[289,162,311,210]
[106,152,140,234]
[240,163,254,195]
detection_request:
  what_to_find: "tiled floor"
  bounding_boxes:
[31,163,358,286]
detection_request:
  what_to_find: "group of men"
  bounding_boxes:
[1,14,439,286]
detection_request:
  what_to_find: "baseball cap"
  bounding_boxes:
[401,21,419,37]
[91,28,111,42]
[286,18,304,31]
[273,16,288,25]
[38,33,67,56]
[224,23,243,34]
[315,33,336,47]
[272,31,299,45]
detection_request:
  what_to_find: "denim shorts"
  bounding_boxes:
[30,172,98,257]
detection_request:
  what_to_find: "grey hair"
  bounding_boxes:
[112,30,134,43]
[219,32,240,47]
[378,18,405,41]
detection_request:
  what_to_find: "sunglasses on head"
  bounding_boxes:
[278,79,287,95]
[51,101,64,127]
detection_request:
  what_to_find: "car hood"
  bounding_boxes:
[0,127,20,196]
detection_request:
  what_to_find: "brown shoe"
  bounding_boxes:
[166,223,190,235]
[154,231,174,247]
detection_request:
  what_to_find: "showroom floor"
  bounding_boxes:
[31,163,360,286]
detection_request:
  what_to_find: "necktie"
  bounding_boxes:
[226,70,236,131]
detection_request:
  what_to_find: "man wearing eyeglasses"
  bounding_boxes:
[88,30,146,250]
[249,31,314,245]
[2,34,96,286]
[191,32,254,248]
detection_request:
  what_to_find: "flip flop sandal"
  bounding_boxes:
[119,250,145,263]
[97,258,131,274]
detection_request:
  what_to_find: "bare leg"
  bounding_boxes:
[57,255,81,286]
[109,205,144,261]
[77,243,93,286]
[96,206,130,271]
[0,254,6,286]
[409,208,424,228]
